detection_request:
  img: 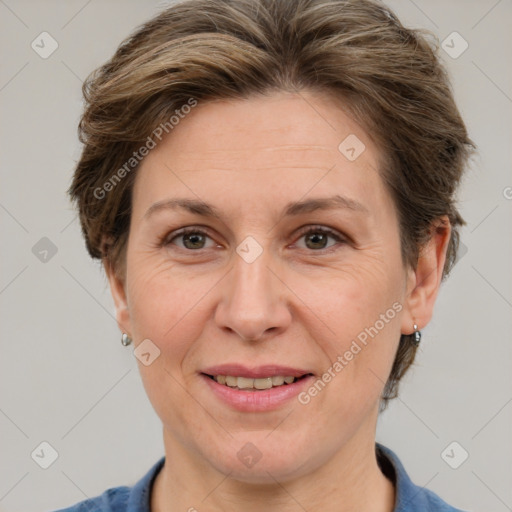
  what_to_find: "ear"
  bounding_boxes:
[103,256,133,338]
[401,216,451,335]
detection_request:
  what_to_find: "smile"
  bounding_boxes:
[204,374,311,390]
[199,365,316,411]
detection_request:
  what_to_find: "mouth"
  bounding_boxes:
[202,373,313,391]
[199,365,316,411]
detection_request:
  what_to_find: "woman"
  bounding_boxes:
[57,0,473,510]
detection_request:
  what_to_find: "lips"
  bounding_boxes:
[200,368,316,411]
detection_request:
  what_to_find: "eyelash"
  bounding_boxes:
[160,225,348,254]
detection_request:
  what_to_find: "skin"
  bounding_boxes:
[104,90,450,512]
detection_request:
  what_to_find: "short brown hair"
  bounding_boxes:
[68,0,474,409]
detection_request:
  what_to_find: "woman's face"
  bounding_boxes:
[107,90,427,482]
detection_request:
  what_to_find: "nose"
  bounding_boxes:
[214,246,292,342]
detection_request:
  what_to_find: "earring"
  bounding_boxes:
[412,323,421,346]
[121,333,132,346]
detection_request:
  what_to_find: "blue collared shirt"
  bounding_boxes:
[54,443,467,511]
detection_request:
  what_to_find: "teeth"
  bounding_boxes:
[271,376,284,386]
[254,377,272,390]
[238,377,254,389]
[225,376,237,387]
[212,375,299,389]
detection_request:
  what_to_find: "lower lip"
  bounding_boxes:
[200,374,315,412]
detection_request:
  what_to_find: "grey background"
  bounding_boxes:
[0,1,511,511]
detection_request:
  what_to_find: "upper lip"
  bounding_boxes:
[201,364,314,379]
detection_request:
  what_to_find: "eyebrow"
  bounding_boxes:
[143,194,369,221]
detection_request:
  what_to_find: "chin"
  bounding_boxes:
[202,434,320,484]
[216,456,310,485]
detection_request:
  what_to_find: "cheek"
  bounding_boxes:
[124,258,209,423]
[297,251,404,395]
[125,254,208,356]
[308,249,403,327]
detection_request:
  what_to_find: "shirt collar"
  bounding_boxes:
[126,443,458,511]
[376,442,463,511]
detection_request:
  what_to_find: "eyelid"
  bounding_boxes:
[161,224,349,253]
[160,225,218,248]
[291,225,348,252]
[294,224,347,240]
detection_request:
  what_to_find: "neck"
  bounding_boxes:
[151,419,395,512]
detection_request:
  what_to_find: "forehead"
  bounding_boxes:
[148,91,375,160]
[132,91,387,219]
